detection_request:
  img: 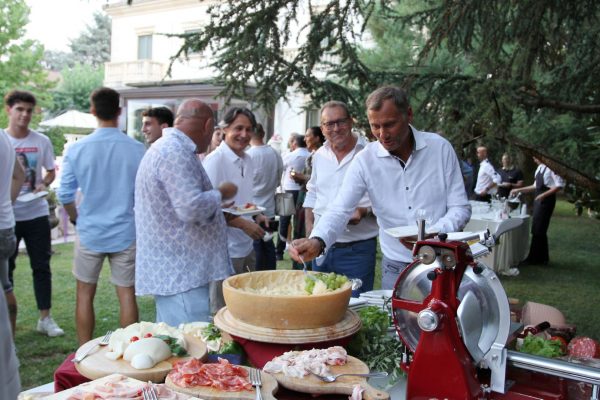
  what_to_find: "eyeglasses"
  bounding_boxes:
[321,118,350,130]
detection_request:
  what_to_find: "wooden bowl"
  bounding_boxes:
[222,270,351,329]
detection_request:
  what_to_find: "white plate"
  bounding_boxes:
[359,290,393,299]
[222,205,265,216]
[16,191,48,203]
[384,225,439,239]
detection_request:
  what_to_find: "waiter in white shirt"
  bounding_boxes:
[303,101,379,296]
[473,146,501,202]
[510,157,564,265]
[290,86,471,289]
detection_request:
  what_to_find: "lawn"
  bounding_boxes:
[11,200,600,390]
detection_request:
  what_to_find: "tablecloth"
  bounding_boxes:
[465,214,530,274]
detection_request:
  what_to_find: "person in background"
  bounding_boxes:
[247,123,283,271]
[4,90,64,337]
[141,106,174,145]
[276,133,310,260]
[0,128,25,397]
[473,145,501,202]
[290,86,470,289]
[199,127,224,160]
[289,126,326,188]
[135,99,236,325]
[58,87,146,345]
[511,157,564,266]
[497,153,524,199]
[204,107,267,314]
[302,103,379,295]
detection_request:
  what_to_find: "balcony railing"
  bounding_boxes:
[104,60,166,86]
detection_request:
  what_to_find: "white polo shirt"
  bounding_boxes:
[204,142,255,258]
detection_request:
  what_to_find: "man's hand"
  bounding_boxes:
[255,214,269,228]
[289,238,321,263]
[218,182,238,200]
[291,171,307,184]
[399,233,436,250]
[34,182,47,193]
[348,207,368,225]
[240,219,265,240]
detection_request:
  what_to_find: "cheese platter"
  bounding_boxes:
[74,333,207,382]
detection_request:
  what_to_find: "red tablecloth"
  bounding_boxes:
[54,353,90,392]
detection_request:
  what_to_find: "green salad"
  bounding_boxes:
[304,272,349,294]
[519,334,565,358]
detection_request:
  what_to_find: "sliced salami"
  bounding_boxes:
[567,337,600,359]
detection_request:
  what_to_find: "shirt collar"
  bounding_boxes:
[375,124,421,158]
[217,140,248,163]
[163,127,197,153]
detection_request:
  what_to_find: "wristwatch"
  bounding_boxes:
[312,236,326,256]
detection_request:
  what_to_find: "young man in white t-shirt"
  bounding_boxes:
[4,90,64,337]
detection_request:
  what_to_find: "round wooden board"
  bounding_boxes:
[213,308,361,344]
[74,334,207,382]
[270,356,390,400]
[165,366,278,400]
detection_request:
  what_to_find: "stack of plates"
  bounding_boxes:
[348,290,393,313]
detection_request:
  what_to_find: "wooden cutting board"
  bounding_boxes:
[42,374,200,400]
[165,366,278,400]
[270,356,390,400]
[213,307,361,344]
[74,334,207,382]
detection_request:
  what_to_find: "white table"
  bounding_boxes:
[465,214,530,274]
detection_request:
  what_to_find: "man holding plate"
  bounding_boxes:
[290,86,471,289]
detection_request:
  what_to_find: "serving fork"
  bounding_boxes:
[142,384,159,400]
[72,330,112,363]
[249,368,263,400]
[309,370,388,383]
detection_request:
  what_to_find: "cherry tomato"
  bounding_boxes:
[130,336,139,342]
[144,333,153,338]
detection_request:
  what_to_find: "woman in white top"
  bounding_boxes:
[511,157,565,265]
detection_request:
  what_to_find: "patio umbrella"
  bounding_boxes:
[40,110,97,130]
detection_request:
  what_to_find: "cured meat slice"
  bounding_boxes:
[567,337,600,359]
[168,357,252,392]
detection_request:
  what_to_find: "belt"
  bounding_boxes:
[332,237,376,248]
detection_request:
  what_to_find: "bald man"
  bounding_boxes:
[474,146,501,202]
[135,99,237,325]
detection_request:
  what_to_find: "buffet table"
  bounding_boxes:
[465,213,530,274]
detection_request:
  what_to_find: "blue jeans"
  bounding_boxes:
[312,237,377,297]
[155,285,210,326]
[253,238,276,271]
[381,255,410,290]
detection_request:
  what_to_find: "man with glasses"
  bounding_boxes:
[290,86,470,289]
[303,101,378,296]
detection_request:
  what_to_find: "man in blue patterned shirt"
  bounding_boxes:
[135,99,237,326]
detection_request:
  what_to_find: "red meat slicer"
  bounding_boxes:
[391,219,600,400]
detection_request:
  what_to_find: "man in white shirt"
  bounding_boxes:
[304,101,379,295]
[473,146,501,202]
[4,90,64,337]
[247,123,283,270]
[290,86,471,289]
[204,107,266,313]
[276,134,310,259]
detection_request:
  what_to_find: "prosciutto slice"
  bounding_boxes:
[168,358,252,392]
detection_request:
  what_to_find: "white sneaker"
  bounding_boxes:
[37,316,65,337]
[501,268,520,277]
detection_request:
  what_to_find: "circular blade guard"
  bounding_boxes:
[393,260,510,363]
